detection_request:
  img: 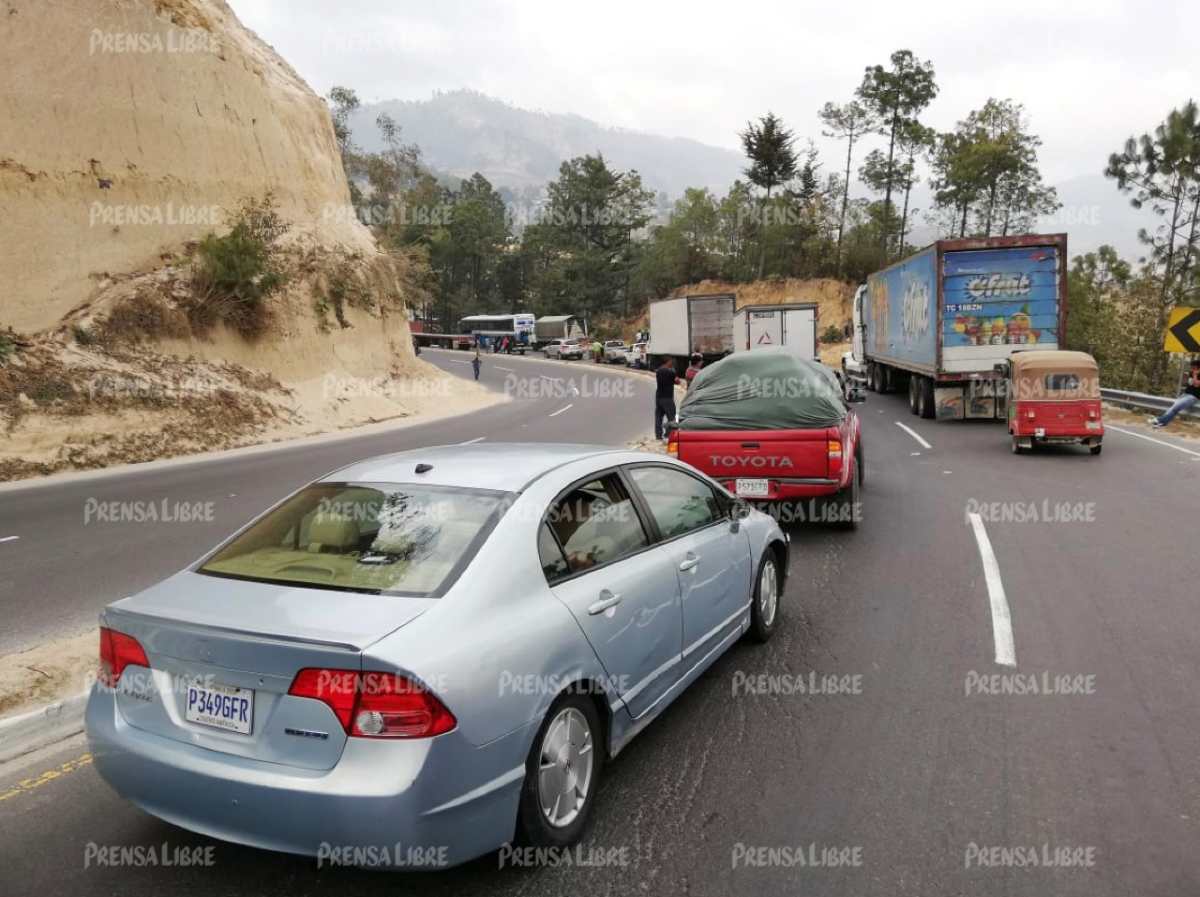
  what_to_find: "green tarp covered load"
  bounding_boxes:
[678,348,846,430]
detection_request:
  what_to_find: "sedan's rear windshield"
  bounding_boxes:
[198,483,507,596]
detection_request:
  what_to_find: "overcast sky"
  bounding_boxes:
[231,0,1195,185]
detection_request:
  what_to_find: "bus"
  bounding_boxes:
[458,313,536,354]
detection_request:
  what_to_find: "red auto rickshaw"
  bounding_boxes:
[1004,350,1104,455]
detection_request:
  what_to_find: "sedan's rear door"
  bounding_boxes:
[626,465,752,666]
[541,472,683,720]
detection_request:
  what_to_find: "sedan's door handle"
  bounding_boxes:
[678,553,700,572]
[588,590,622,615]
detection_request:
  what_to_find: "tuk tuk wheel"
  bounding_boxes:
[1090,443,1102,456]
[1011,437,1028,454]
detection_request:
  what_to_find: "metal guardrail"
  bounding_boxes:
[1100,387,1200,421]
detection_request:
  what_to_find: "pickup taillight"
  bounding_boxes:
[827,437,843,478]
[667,431,679,456]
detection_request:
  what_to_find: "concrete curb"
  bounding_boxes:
[0,691,89,764]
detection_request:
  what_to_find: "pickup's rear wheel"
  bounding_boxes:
[831,460,861,530]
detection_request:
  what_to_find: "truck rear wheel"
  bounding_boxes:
[918,377,935,420]
[908,376,919,415]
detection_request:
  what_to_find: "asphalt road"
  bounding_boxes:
[3,365,1200,896]
[0,348,655,653]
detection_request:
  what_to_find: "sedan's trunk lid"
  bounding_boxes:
[103,571,435,769]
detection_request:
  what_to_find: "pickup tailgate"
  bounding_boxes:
[675,427,838,499]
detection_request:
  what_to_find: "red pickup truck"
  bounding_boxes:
[667,351,865,527]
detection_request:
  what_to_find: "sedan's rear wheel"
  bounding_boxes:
[517,695,602,847]
[747,551,780,642]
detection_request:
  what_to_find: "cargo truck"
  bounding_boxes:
[843,234,1068,420]
[732,303,819,360]
[648,293,735,371]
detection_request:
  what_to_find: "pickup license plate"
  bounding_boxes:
[185,681,253,735]
[735,478,769,497]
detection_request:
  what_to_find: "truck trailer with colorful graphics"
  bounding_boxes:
[843,234,1068,420]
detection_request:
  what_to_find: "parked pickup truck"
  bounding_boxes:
[603,340,627,363]
[668,349,865,527]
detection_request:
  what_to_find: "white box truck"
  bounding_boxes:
[732,303,819,360]
[648,293,735,371]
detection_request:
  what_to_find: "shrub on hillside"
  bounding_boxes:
[191,193,291,338]
[821,324,845,344]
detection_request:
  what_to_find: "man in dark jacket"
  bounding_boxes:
[654,357,680,440]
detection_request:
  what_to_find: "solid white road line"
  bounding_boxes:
[1106,424,1200,459]
[0,536,18,544]
[549,404,574,417]
[495,366,515,372]
[895,421,933,450]
[967,512,1016,667]
[459,437,486,445]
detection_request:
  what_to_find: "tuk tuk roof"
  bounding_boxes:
[1009,350,1098,375]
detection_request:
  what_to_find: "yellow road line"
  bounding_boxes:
[0,753,92,802]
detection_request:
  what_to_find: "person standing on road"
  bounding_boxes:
[592,338,603,363]
[654,357,680,440]
[685,352,704,388]
[1150,358,1200,428]
[472,348,482,381]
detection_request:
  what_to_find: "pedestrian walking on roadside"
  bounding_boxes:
[472,349,482,381]
[685,352,704,388]
[1150,357,1200,428]
[654,357,680,440]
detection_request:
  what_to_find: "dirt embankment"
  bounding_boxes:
[0,243,501,482]
[0,0,503,483]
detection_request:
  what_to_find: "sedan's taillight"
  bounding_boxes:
[288,669,456,739]
[98,627,150,687]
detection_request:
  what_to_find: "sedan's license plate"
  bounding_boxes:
[185,682,253,735]
[735,478,769,497]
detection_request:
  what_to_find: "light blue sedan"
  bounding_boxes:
[86,444,788,867]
